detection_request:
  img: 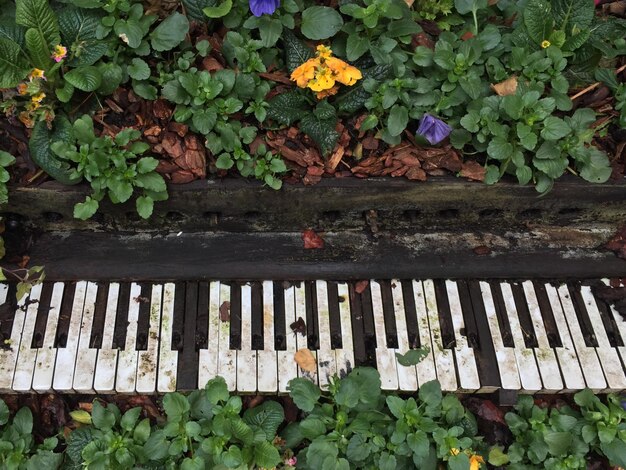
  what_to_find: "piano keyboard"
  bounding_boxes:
[0,279,624,394]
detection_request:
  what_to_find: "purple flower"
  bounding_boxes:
[416,113,452,145]
[249,0,279,16]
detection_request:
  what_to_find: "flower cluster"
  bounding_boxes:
[291,45,362,99]
[15,68,50,128]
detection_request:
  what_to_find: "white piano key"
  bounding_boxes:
[0,285,27,391]
[116,283,141,393]
[217,283,236,391]
[294,284,317,384]
[237,285,257,392]
[315,281,336,389]
[420,280,455,391]
[370,281,398,391]
[445,281,481,392]
[199,281,220,388]
[410,281,439,388]
[601,279,626,371]
[53,281,87,392]
[12,283,43,391]
[136,284,162,394]
[556,284,607,391]
[479,282,521,391]
[94,283,120,393]
[542,284,586,392]
[390,281,418,391]
[72,282,99,392]
[257,281,278,392]
[579,286,626,391]
[278,284,298,392]
[498,283,543,393]
[520,282,563,392]
[33,282,64,392]
[157,283,178,392]
[335,283,354,377]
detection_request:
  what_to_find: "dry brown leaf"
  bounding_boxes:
[491,76,518,96]
[302,229,325,249]
[294,348,317,372]
[355,280,369,294]
[290,317,306,335]
[459,160,486,182]
[219,301,231,322]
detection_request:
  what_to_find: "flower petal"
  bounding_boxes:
[249,0,279,16]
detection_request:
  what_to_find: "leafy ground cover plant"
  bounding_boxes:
[2,368,626,469]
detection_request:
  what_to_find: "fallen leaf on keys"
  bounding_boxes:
[473,245,491,256]
[219,301,231,322]
[290,317,306,335]
[302,229,325,249]
[605,225,626,260]
[133,296,150,303]
[395,347,430,366]
[354,280,369,294]
[491,75,518,96]
[69,410,92,425]
[294,348,317,372]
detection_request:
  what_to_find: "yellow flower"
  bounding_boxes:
[469,454,485,470]
[51,44,67,62]
[291,59,317,88]
[450,448,460,456]
[325,57,362,86]
[541,40,551,49]
[32,92,46,103]
[316,44,332,59]
[28,68,46,81]
[309,66,335,92]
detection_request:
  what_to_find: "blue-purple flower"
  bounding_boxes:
[249,0,279,16]
[416,113,452,145]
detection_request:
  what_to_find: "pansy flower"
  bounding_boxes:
[416,113,452,145]
[249,0,279,16]
[28,68,46,81]
[51,44,67,62]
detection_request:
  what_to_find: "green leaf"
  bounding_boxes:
[132,80,157,100]
[243,401,284,439]
[253,441,281,469]
[0,38,30,88]
[541,116,571,141]
[114,19,144,48]
[134,418,150,443]
[183,0,217,21]
[163,392,190,421]
[544,431,572,455]
[120,407,141,431]
[150,12,189,51]
[516,165,533,185]
[30,118,81,185]
[288,378,321,412]
[552,0,594,32]
[488,446,510,466]
[300,113,339,156]
[601,439,626,467]
[97,62,123,95]
[127,57,150,80]
[387,105,408,137]
[516,123,537,150]
[25,28,52,69]
[216,153,233,169]
[301,6,343,40]
[346,33,369,61]
[258,16,282,48]
[0,151,16,167]
[203,0,232,18]
[74,197,98,220]
[69,410,92,424]
[59,7,107,67]
[66,427,92,463]
[205,376,229,403]
[13,407,33,435]
[15,0,60,48]
[0,20,27,49]
[136,172,166,192]
[192,108,218,134]
[267,90,310,126]
[395,347,429,366]
[502,95,524,120]
[91,401,115,430]
[523,0,553,42]
[454,0,488,15]
[487,137,513,161]
[407,431,429,459]
[64,66,102,91]
[56,81,75,102]
[418,380,442,407]
[282,29,313,73]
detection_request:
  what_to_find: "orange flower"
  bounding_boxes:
[17,84,28,95]
[18,112,34,128]
[291,59,317,88]
[308,66,335,92]
[469,454,485,470]
[316,44,332,59]
[325,57,362,86]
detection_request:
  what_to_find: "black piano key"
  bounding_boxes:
[567,283,599,347]
[532,282,563,348]
[305,281,319,350]
[454,281,480,349]
[348,284,370,367]
[251,282,264,350]
[378,280,398,349]
[31,282,53,348]
[196,282,209,350]
[359,283,377,352]
[465,280,503,389]
[55,282,77,348]
[489,282,515,348]
[433,280,457,349]
[229,283,242,350]
[400,280,420,349]
[0,283,17,346]
[169,282,186,351]
[89,283,110,349]
[112,282,131,349]
[135,283,153,350]
[273,282,287,351]
[590,284,624,347]
[178,282,199,390]
[327,282,343,350]
[510,283,539,348]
